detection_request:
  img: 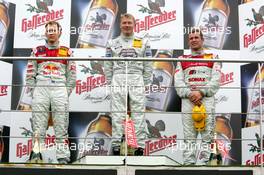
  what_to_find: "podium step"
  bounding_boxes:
[75,155,180,166]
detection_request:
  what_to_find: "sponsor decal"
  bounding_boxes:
[134,10,176,33]
[76,76,106,95]
[22,0,64,32]
[22,9,64,32]
[220,71,234,86]
[243,5,264,48]
[16,124,56,158]
[135,0,176,33]
[144,135,177,155]
[246,133,264,165]
[76,62,106,95]
[84,12,110,31]
[0,85,8,96]
[16,140,32,158]
[243,23,264,48]
[145,119,176,155]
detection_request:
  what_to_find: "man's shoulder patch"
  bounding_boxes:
[203,53,213,59]
[35,45,46,53]
[59,46,70,57]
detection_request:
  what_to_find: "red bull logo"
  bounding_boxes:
[43,63,61,76]
[44,63,59,71]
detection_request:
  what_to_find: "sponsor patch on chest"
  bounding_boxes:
[132,39,142,48]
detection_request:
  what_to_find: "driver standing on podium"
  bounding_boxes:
[26,21,76,164]
[104,13,153,155]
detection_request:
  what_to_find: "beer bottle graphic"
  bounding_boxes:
[214,114,233,165]
[120,134,134,156]
[146,50,174,111]
[77,0,118,48]
[197,0,230,49]
[245,64,264,127]
[78,113,112,159]
[0,0,9,56]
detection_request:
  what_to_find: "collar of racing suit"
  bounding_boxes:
[45,41,60,50]
[191,48,205,56]
[120,33,134,40]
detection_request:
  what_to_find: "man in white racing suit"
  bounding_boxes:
[26,21,76,164]
[104,13,152,155]
[174,28,221,165]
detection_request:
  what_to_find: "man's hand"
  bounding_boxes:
[188,91,203,106]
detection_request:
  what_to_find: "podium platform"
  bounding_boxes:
[75,155,180,166]
[0,161,258,175]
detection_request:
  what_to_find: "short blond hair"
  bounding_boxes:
[120,13,135,24]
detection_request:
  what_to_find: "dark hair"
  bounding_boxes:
[190,27,204,40]
[45,21,62,32]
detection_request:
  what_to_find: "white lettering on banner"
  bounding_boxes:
[134,10,176,33]
[75,75,106,95]
[0,85,8,96]
[21,9,64,32]
[243,23,264,48]
[144,135,177,155]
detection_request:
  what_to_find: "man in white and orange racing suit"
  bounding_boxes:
[26,21,76,164]
[174,28,221,165]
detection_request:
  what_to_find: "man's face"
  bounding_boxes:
[45,24,61,44]
[188,32,204,51]
[120,17,134,36]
